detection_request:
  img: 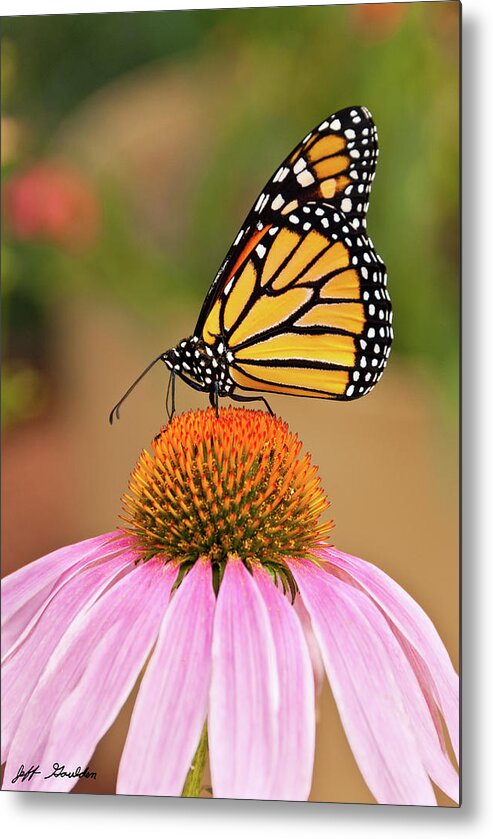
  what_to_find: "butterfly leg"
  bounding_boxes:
[209,382,220,418]
[166,370,176,421]
[230,392,274,416]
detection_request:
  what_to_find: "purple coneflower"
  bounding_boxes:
[1,408,458,803]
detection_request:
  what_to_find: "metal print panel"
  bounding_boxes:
[1,1,460,805]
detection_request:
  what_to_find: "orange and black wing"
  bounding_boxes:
[195,106,392,401]
[201,204,392,400]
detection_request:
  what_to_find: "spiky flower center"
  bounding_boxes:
[121,408,332,585]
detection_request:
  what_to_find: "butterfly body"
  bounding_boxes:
[110,106,393,423]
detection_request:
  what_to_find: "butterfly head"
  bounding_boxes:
[164,336,236,398]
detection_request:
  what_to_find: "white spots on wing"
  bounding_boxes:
[346,384,355,397]
[271,194,285,211]
[293,157,307,174]
[297,169,315,187]
[341,198,352,214]
[303,222,311,231]
[255,193,269,213]
[289,214,300,224]
[329,118,342,131]
[349,149,361,159]
[256,244,267,259]
[318,120,329,130]
[273,166,289,183]
[321,218,329,228]
[345,129,356,139]
[233,229,244,245]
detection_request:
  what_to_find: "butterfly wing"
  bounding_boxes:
[194,105,391,401]
[200,203,392,400]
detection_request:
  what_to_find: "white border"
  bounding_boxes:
[2,0,493,837]
[0,0,463,16]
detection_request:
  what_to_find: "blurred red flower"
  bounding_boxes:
[350,3,406,41]
[3,162,100,249]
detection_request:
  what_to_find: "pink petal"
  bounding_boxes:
[209,559,279,800]
[1,532,123,654]
[321,547,459,761]
[1,545,136,763]
[1,532,134,660]
[3,559,176,792]
[294,595,326,713]
[254,568,315,800]
[288,558,437,805]
[391,626,459,801]
[117,559,215,796]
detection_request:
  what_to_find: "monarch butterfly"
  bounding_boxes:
[110,105,392,422]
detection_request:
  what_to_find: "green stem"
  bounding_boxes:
[181,723,208,797]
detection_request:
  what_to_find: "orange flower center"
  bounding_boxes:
[121,408,332,584]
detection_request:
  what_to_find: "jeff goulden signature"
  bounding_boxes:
[11,763,97,784]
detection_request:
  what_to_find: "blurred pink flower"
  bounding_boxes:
[1,409,458,802]
[3,162,100,249]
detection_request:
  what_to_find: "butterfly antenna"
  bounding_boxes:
[109,353,169,424]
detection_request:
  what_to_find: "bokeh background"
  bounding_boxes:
[1,1,459,804]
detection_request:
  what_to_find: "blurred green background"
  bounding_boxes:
[1,2,459,803]
[2,1,459,428]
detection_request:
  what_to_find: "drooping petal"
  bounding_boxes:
[2,559,176,792]
[209,558,279,800]
[117,559,215,796]
[1,546,136,763]
[390,625,459,801]
[254,568,315,801]
[1,532,126,655]
[321,547,459,761]
[288,558,437,805]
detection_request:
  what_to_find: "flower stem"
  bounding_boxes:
[181,722,208,797]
